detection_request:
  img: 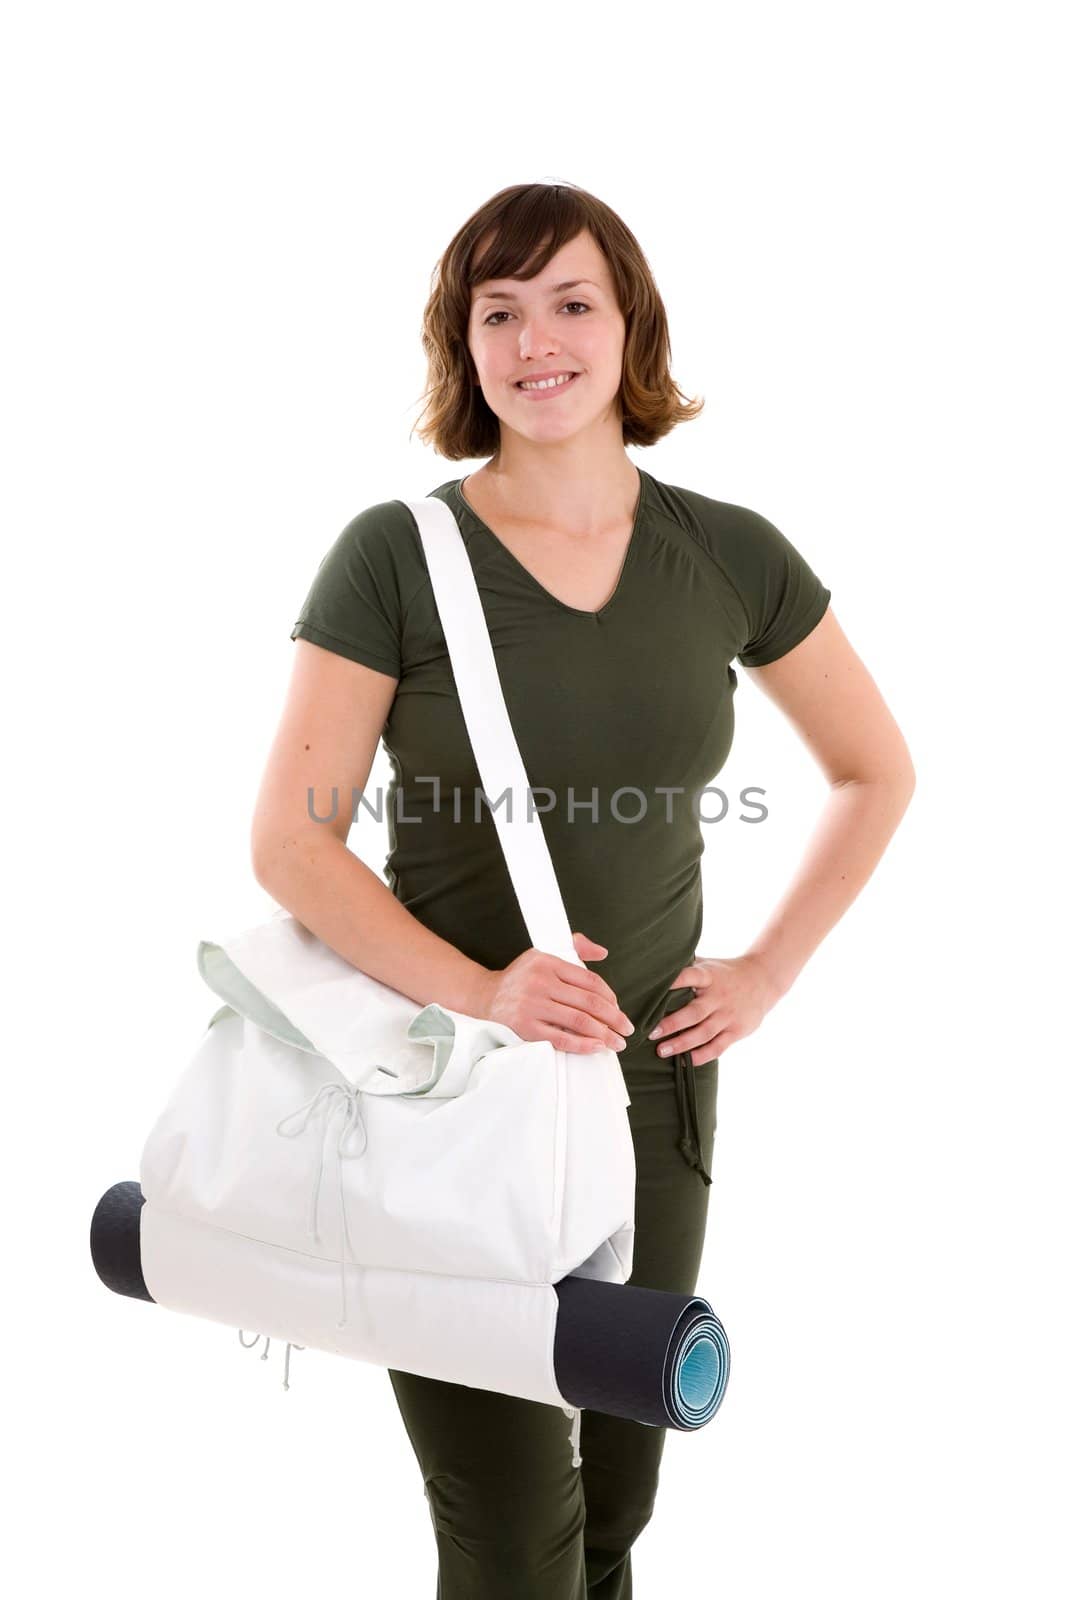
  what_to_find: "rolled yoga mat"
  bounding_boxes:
[91,1181,730,1430]
[553,1272,729,1431]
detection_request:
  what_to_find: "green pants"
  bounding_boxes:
[388,986,719,1598]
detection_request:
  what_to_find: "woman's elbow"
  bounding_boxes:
[250,822,301,888]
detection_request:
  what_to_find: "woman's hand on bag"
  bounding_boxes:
[473,932,635,1054]
[649,954,781,1065]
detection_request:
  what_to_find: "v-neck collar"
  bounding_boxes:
[444,468,650,621]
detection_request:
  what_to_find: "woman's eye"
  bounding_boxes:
[483,302,591,327]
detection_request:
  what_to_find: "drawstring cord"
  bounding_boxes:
[234,1079,369,1391]
[673,1048,713,1186]
[237,1329,305,1390]
[275,1080,369,1331]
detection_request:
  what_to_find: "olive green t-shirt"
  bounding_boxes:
[289,468,831,1042]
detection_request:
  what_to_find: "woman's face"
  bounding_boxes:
[466,228,628,447]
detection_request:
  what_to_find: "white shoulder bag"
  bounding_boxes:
[138,494,637,1463]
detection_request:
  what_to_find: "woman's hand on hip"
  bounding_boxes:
[649,954,779,1065]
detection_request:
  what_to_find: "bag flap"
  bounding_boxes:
[197,909,524,1094]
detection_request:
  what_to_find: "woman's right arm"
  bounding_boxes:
[250,640,633,1049]
[251,638,495,1017]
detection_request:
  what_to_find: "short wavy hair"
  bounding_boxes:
[412,180,704,461]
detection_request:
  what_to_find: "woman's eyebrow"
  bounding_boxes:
[472,278,600,304]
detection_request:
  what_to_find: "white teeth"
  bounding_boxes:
[518,373,576,390]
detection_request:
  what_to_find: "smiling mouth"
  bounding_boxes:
[513,372,580,393]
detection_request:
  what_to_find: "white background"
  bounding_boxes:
[4,2,1064,1595]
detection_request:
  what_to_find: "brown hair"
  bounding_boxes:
[411,180,704,461]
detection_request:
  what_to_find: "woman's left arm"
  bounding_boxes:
[651,605,917,1064]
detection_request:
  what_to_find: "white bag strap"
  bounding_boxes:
[400,496,583,971]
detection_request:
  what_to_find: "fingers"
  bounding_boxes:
[514,935,634,1051]
[652,1010,730,1059]
[560,946,625,1009]
[538,996,632,1053]
[554,967,633,1041]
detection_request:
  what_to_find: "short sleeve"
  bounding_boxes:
[289,502,407,678]
[731,508,832,668]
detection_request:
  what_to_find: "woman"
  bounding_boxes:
[252,181,916,1598]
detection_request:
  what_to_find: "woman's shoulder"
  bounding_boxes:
[320,496,434,581]
[328,481,479,578]
[643,470,831,666]
[289,496,444,675]
[644,471,793,570]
